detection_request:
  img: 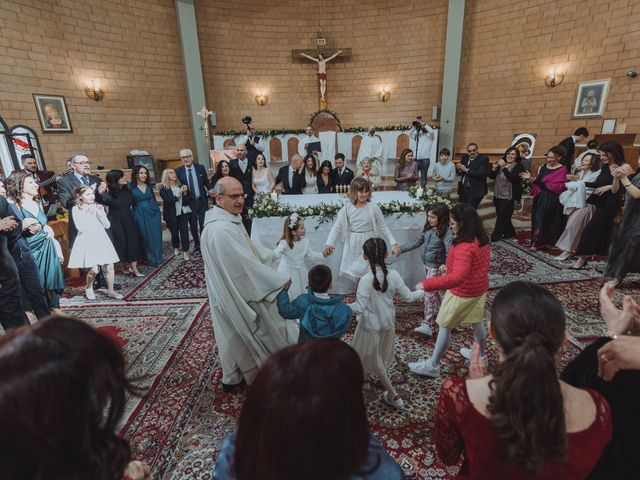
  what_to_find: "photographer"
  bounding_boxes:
[236,116,265,163]
[409,116,435,189]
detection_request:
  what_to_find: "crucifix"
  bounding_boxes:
[197,105,213,150]
[292,28,351,110]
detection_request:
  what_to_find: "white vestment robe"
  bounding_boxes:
[357,134,383,163]
[201,207,298,384]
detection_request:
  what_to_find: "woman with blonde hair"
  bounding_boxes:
[159,168,190,260]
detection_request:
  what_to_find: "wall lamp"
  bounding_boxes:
[378,87,391,102]
[544,70,564,88]
[255,90,269,106]
[85,81,104,101]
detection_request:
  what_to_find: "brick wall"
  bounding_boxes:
[455,0,640,155]
[0,0,192,173]
[195,0,448,132]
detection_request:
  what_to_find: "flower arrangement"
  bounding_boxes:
[249,189,451,227]
[407,186,454,208]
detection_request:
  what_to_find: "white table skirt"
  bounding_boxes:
[251,192,427,294]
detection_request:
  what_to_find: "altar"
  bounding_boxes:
[250,191,428,294]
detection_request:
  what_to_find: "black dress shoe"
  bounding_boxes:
[221,380,245,393]
[193,245,201,253]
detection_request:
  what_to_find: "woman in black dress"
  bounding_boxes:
[317,160,335,193]
[573,141,630,269]
[105,170,144,276]
[489,147,527,242]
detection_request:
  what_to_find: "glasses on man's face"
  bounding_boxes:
[219,193,247,200]
[74,161,91,165]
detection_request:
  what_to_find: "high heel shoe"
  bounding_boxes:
[571,259,587,270]
[131,270,145,277]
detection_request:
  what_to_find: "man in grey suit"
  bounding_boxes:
[56,154,110,247]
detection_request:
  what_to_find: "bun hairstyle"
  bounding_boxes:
[425,202,450,238]
[548,145,567,162]
[280,213,303,249]
[362,237,388,293]
[487,281,567,474]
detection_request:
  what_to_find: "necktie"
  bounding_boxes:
[188,168,197,198]
[340,168,344,177]
[81,175,90,185]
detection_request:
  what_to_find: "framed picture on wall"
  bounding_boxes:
[33,94,73,133]
[572,79,610,118]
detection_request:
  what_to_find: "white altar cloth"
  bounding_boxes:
[250,192,427,294]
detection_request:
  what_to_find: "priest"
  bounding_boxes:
[357,127,383,169]
[201,177,298,391]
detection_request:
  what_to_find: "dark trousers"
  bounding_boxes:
[492,198,516,241]
[0,252,29,331]
[416,158,430,189]
[10,240,50,320]
[167,214,190,251]
[186,198,207,249]
[460,192,483,209]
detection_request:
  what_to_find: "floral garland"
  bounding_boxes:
[214,109,438,137]
[248,190,451,227]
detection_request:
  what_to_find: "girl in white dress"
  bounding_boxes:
[302,154,318,194]
[324,177,399,280]
[68,185,122,300]
[348,238,424,409]
[252,153,275,194]
[274,213,324,300]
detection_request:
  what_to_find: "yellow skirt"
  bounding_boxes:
[435,291,486,329]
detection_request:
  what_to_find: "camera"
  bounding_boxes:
[412,116,427,132]
[242,116,252,125]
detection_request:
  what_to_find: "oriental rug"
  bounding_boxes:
[119,301,584,480]
[60,301,207,423]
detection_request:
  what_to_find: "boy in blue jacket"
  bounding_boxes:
[277,265,352,342]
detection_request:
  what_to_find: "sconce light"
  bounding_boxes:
[85,81,104,101]
[255,90,269,106]
[378,87,391,102]
[544,70,564,88]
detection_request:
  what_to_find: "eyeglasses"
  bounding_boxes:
[180,155,193,159]
[74,161,91,165]
[219,193,247,200]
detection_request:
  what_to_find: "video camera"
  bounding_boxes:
[412,115,427,133]
[242,116,252,125]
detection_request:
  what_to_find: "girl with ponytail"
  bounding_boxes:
[435,281,612,478]
[347,238,423,409]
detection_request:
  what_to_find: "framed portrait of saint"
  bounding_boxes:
[572,79,610,118]
[33,94,73,133]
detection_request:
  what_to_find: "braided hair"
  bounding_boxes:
[362,238,388,293]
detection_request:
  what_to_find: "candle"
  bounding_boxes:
[270,192,278,202]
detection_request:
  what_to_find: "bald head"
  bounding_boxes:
[215,176,245,215]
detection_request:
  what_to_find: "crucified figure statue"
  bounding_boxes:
[300,50,342,102]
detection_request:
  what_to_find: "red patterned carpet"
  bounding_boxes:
[55,235,640,479]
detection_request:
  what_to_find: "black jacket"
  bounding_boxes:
[457,154,490,199]
[331,167,354,187]
[229,158,255,198]
[275,165,306,194]
[558,136,576,171]
[489,162,526,202]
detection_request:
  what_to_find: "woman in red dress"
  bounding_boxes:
[435,281,612,479]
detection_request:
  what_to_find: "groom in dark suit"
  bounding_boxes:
[175,148,214,252]
[275,154,306,194]
[331,153,354,187]
[456,143,490,209]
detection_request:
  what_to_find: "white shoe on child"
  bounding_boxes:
[382,391,405,409]
[414,324,433,336]
[107,291,123,300]
[408,358,440,377]
[85,288,96,300]
[460,347,488,365]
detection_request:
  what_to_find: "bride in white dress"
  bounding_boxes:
[302,154,318,194]
[252,153,275,194]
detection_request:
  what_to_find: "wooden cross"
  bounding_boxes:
[292,47,351,110]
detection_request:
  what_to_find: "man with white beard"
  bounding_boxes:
[201,177,297,392]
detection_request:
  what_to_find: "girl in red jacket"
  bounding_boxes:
[409,203,490,377]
